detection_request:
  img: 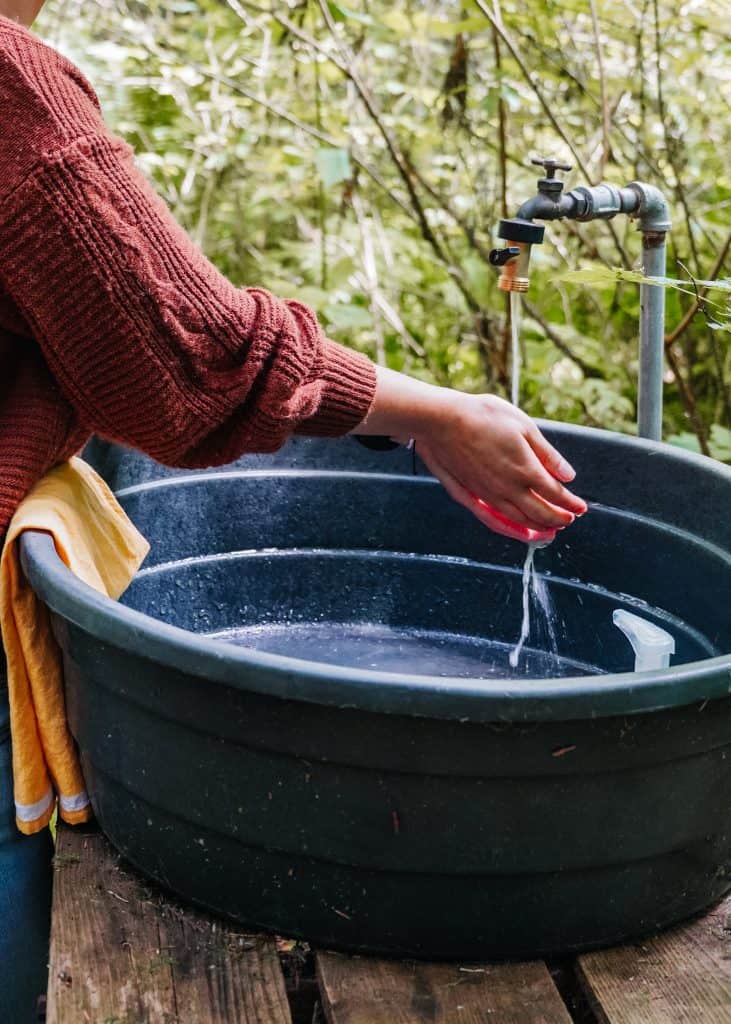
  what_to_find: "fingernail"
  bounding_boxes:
[558,457,575,480]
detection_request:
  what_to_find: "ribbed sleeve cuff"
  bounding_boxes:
[298,339,377,437]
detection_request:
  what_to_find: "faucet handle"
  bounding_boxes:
[531,157,573,179]
[488,246,521,267]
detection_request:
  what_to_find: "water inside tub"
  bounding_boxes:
[210,620,599,679]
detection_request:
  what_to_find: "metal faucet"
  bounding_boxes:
[489,158,672,441]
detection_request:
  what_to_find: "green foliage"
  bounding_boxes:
[38,0,731,458]
[315,148,352,189]
[668,425,731,462]
[564,266,731,331]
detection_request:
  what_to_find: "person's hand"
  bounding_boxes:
[414,392,586,543]
[354,367,587,543]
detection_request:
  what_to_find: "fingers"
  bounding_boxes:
[520,441,588,517]
[513,487,576,529]
[528,466,588,517]
[481,498,553,531]
[526,424,576,482]
[473,498,558,545]
[424,445,562,534]
[419,445,558,543]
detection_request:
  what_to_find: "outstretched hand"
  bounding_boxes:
[415,393,586,543]
[354,368,587,543]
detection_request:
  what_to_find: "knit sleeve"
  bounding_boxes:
[0,132,376,466]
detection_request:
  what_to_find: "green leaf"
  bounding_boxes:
[327,257,357,289]
[709,425,731,462]
[667,432,703,454]
[561,266,646,288]
[500,82,522,111]
[481,88,499,117]
[291,285,330,309]
[315,147,352,189]
[327,2,373,25]
[380,10,485,36]
[323,303,372,329]
[423,15,486,36]
[380,10,411,34]
[666,427,731,463]
[563,266,731,297]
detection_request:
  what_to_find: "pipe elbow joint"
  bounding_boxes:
[626,182,672,232]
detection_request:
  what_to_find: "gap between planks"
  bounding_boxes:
[316,949,575,1024]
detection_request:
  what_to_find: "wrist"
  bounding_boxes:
[352,366,457,444]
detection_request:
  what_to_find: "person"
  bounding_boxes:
[0,1,587,1017]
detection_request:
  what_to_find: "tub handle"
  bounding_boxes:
[613,609,675,672]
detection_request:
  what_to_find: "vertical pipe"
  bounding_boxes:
[638,231,667,440]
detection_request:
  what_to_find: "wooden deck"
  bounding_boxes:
[46,822,731,1024]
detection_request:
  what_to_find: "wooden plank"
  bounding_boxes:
[316,950,574,1024]
[577,894,731,1024]
[47,822,292,1024]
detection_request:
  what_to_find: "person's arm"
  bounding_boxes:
[0,108,584,541]
[0,133,376,465]
[355,366,586,542]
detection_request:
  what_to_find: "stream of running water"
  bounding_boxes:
[510,291,522,407]
[507,294,561,671]
[509,542,559,670]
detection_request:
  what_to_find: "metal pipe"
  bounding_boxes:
[638,232,667,441]
[627,182,671,441]
[491,168,672,440]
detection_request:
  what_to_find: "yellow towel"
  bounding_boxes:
[0,457,149,835]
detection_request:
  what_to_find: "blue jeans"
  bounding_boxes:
[0,669,52,1023]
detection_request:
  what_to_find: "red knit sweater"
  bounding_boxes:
[0,17,377,537]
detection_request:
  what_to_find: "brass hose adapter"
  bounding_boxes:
[489,218,545,293]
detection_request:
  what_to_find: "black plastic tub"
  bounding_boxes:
[21,425,731,959]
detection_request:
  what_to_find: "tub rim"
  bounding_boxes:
[20,526,731,724]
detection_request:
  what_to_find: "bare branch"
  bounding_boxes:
[588,0,611,179]
[652,0,701,275]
